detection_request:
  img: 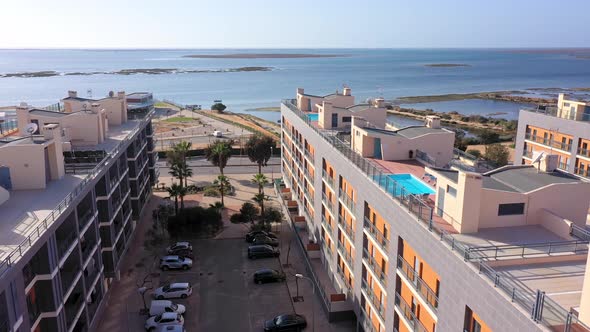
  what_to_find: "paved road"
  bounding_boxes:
[197,239,294,332]
[157,156,281,175]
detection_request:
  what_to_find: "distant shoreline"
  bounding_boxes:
[424,63,470,67]
[183,53,346,59]
[0,67,273,78]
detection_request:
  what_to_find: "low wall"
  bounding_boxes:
[539,209,574,240]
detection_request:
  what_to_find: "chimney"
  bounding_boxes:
[117,91,126,99]
[68,90,77,98]
[343,87,352,96]
[536,154,559,172]
[91,103,101,114]
[42,124,65,180]
[425,115,441,129]
[297,88,304,96]
[374,98,385,108]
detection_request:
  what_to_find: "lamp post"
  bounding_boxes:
[295,273,315,332]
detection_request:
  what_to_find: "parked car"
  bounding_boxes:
[167,242,192,254]
[245,231,277,243]
[168,248,194,259]
[145,312,184,331]
[160,256,193,271]
[149,300,186,316]
[252,235,279,247]
[153,283,192,299]
[253,269,286,284]
[248,245,280,259]
[264,314,307,331]
[213,130,222,137]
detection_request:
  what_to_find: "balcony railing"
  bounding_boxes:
[364,217,389,251]
[575,167,589,179]
[397,255,439,311]
[0,109,154,277]
[304,188,314,205]
[362,248,386,287]
[394,292,428,332]
[524,133,572,152]
[321,215,334,234]
[522,149,533,158]
[322,193,335,212]
[523,106,590,123]
[337,242,353,267]
[360,306,378,332]
[362,279,385,321]
[322,170,336,189]
[338,215,355,241]
[305,148,315,161]
[578,147,590,158]
[304,167,314,182]
[322,240,333,258]
[338,189,355,212]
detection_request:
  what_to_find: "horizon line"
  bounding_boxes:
[0,46,590,51]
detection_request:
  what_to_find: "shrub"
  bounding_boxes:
[262,207,283,224]
[230,213,244,224]
[167,206,222,237]
[240,202,259,223]
[466,149,482,158]
[203,186,220,197]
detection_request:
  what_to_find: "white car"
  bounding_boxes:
[158,326,185,332]
[160,256,193,271]
[145,312,184,331]
[153,283,192,299]
[167,242,192,254]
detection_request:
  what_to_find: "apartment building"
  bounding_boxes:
[514,93,590,179]
[0,90,157,332]
[278,87,590,332]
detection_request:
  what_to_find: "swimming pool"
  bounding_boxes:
[307,113,319,121]
[375,173,435,196]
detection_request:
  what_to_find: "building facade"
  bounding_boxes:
[514,93,590,179]
[0,91,157,332]
[279,87,590,332]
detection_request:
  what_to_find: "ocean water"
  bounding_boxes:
[0,49,589,121]
[401,99,536,120]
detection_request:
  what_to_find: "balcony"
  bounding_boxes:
[337,242,354,268]
[338,215,355,242]
[522,149,533,159]
[524,133,572,152]
[397,255,439,311]
[305,148,315,162]
[304,167,314,182]
[361,279,385,321]
[395,292,428,332]
[322,240,333,259]
[321,215,334,234]
[579,147,590,158]
[322,193,336,213]
[575,167,589,179]
[338,189,355,212]
[322,170,336,189]
[304,187,314,205]
[360,306,378,332]
[362,248,386,287]
[364,217,389,252]
[523,106,590,123]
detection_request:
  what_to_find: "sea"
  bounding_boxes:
[1,48,589,123]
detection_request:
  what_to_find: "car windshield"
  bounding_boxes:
[170,304,178,310]
[155,315,163,322]
[162,285,170,291]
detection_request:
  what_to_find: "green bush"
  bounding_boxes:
[262,207,283,224]
[230,213,244,224]
[203,186,220,197]
[466,149,482,158]
[167,206,222,237]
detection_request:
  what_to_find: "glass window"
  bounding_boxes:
[498,203,525,216]
[446,185,457,197]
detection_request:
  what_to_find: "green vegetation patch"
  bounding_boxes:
[163,116,198,123]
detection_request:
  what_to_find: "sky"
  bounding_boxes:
[1,0,589,49]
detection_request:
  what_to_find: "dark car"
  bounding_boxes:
[248,245,280,259]
[252,235,279,247]
[245,231,277,243]
[264,314,307,332]
[168,248,194,259]
[253,269,286,284]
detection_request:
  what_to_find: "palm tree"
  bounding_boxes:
[252,193,270,216]
[209,201,224,214]
[173,141,192,163]
[166,183,183,215]
[246,134,275,174]
[252,173,268,195]
[213,175,231,207]
[205,140,234,175]
[178,185,188,211]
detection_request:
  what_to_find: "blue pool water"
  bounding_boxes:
[307,113,319,121]
[376,173,435,196]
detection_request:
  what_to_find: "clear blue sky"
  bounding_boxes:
[2,0,589,48]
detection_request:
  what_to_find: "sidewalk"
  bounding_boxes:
[278,218,356,332]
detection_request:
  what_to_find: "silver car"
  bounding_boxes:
[160,255,193,271]
[153,283,193,299]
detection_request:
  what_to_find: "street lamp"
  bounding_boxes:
[294,273,315,332]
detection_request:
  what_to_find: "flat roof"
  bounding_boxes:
[0,136,49,148]
[0,112,150,261]
[395,126,448,139]
[126,92,152,98]
[29,109,71,118]
[485,166,582,193]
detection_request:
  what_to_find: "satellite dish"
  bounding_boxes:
[82,103,88,110]
[531,151,545,164]
[25,123,38,135]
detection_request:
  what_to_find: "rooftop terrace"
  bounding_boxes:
[0,109,153,276]
[282,98,590,331]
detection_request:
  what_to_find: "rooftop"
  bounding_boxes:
[29,108,71,118]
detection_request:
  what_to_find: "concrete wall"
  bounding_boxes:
[0,143,50,190]
[282,102,546,332]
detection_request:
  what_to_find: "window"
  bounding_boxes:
[331,114,338,127]
[498,203,525,216]
[446,185,457,197]
[342,116,352,123]
[472,319,482,332]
